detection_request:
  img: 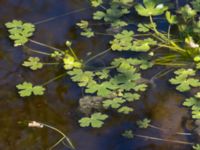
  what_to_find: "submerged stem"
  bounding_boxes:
[135,134,194,145]
[39,122,76,150]
[34,8,88,25]
[23,46,51,56]
[29,39,62,52]
[84,48,111,65]
[68,46,79,61]
[42,72,67,86]
[149,125,192,136]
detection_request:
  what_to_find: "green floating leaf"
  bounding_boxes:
[177,5,196,21]
[93,11,106,20]
[165,11,177,24]
[136,118,151,128]
[51,51,64,58]
[86,81,118,97]
[112,0,134,6]
[132,38,157,52]
[16,82,45,97]
[81,28,94,38]
[122,130,134,139]
[90,0,103,7]
[68,69,95,87]
[191,0,200,12]
[103,98,125,109]
[110,30,134,51]
[79,112,108,128]
[193,144,200,150]
[95,70,110,80]
[169,69,200,92]
[135,0,168,17]
[5,20,35,47]
[118,106,134,114]
[76,20,94,38]
[111,58,153,70]
[123,93,141,102]
[183,94,200,119]
[76,20,89,29]
[137,23,150,32]
[22,57,43,70]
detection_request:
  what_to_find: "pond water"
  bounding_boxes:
[0,0,195,150]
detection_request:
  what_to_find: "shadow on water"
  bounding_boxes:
[0,0,194,150]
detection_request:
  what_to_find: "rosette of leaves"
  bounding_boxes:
[76,20,94,38]
[131,38,157,52]
[16,82,45,97]
[68,69,95,87]
[122,130,134,139]
[110,30,157,52]
[183,93,200,119]
[22,57,43,70]
[110,58,149,92]
[135,0,168,17]
[111,58,153,70]
[103,97,125,109]
[169,68,200,92]
[136,118,151,128]
[110,30,134,51]
[117,106,133,114]
[93,2,130,28]
[85,80,119,97]
[177,5,196,22]
[191,0,200,12]
[79,112,108,128]
[90,0,103,7]
[5,20,35,47]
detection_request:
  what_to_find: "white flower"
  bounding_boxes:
[28,121,44,128]
[156,4,164,9]
[189,41,199,48]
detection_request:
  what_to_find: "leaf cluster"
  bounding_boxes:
[16,82,45,97]
[5,20,35,47]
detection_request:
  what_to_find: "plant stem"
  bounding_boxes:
[23,46,51,56]
[42,63,60,65]
[68,46,79,61]
[41,72,67,86]
[29,39,62,52]
[135,134,194,145]
[154,62,187,66]
[149,125,192,136]
[39,122,76,150]
[84,48,111,65]
[168,25,171,39]
[34,8,88,25]
[95,32,114,36]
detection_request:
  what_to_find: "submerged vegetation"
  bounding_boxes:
[5,0,200,149]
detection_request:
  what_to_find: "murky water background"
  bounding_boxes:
[0,0,194,150]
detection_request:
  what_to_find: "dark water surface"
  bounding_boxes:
[0,0,194,150]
